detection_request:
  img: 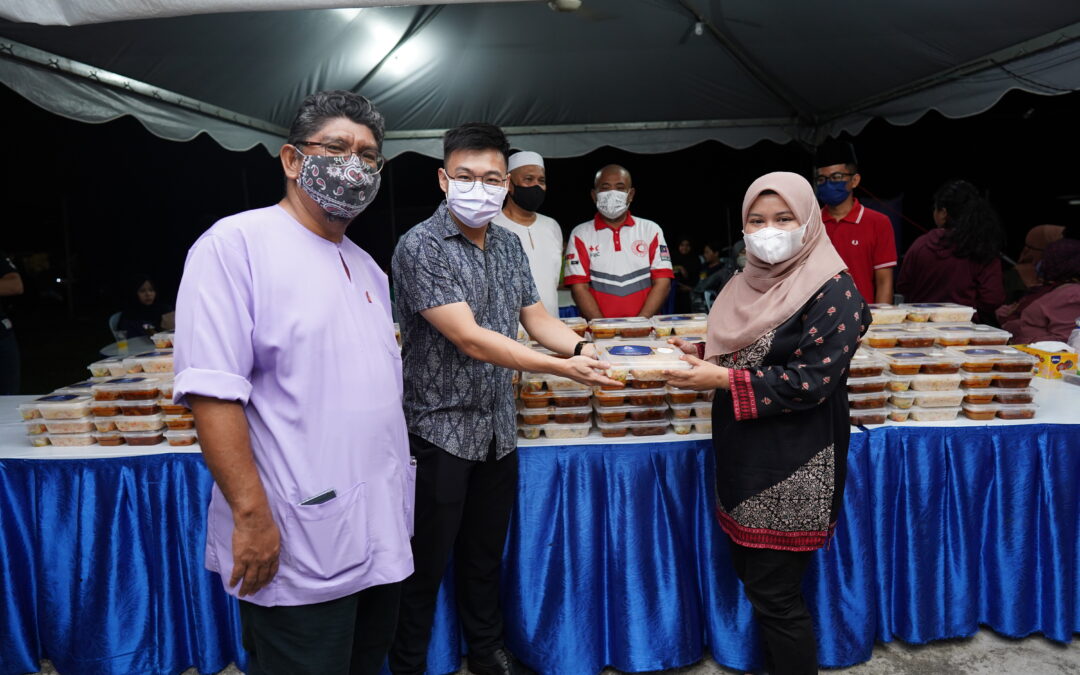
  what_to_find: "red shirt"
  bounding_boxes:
[821,199,897,303]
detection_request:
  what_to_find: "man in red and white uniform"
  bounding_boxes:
[563,165,674,319]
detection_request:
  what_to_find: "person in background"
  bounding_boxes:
[671,236,701,313]
[118,276,175,338]
[563,164,674,319]
[390,123,618,675]
[896,179,1005,323]
[691,240,745,313]
[491,151,563,317]
[815,140,897,304]
[700,240,724,279]
[999,236,1080,344]
[0,250,23,394]
[666,172,869,675]
[174,90,413,675]
[1008,224,1065,298]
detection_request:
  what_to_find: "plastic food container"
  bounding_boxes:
[561,316,588,337]
[520,389,555,408]
[959,371,994,388]
[35,395,94,420]
[588,317,653,339]
[24,420,47,435]
[122,430,166,446]
[996,403,1037,420]
[133,350,175,374]
[888,391,917,409]
[43,417,96,434]
[159,400,190,415]
[18,402,42,420]
[651,314,708,337]
[690,401,712,418]
[93,417,118,432]
[846,375,889,393]
[114,414,165,432]
[929,325,978,347]
[517,404,592,425]
[596,417,670,438]
[887,376,914,392]
[94,431,126,446]
[47,432,97,447]
[866,326,936,349]
[908,406,961,422]
[850,408,887,425]
[115,399,161,416]
[991,372,1034,388]
[945,347,1038,373]
[848,391,888,409]
[53,379,107,396]
[88,357,126,378]
[868,304,907,325]
[961,388,996,405]
[887,406,911,422]
[961,402,999,420]
[592,388,628,407]
[164,430,198,446]
[901,303,976,323]
[666,386,702,404]
[90,400,121,417]
[537,389,592,408]
[517,422,592,440]
[596,340,690,384]
[848,351,886,378]
[992,388,1035,404]
[164,414,196,430]
[967,325,1012,346]
[151,332,175,349]
[92,377,161,401]
[520,372,592,392]
[592,401,667,423]
[876,348,961,375]
[911,390,964,408]
[909,373,962,391]
[27,434,51,447]
[153,375,175,399]
[624,388,666,406]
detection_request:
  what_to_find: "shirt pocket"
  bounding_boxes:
[277,481,372,581]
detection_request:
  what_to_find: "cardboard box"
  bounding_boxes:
[1011,345,1078,379]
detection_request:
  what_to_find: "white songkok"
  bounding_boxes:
[508,151,545,172]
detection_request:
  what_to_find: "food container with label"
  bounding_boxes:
[868,304,907,325]
[27,434,50,447]
[888,390,917,409]
[651,314,708,337]
[151,332,175,349]
[596,340,689,384]
[959,371,995,388]
[876,348,961,375]
[93,417,118,432]
[159,400,190,415]
[518,421,593,440]
[114,413,165,432]
[94,431,126,446]
[850,408,887,425]
[865,326,936,349]
[116,399,161,416]
[88,357,126,378]
[848,351,886,378]
[561,316,588,337]
[596,417,670,438]
[908,373,962,391]
[996,402,1037,419]
[132,350,175,374]
[991,371,1035,388]
[992,388,1035,404]
[848,391,888,409]
[887,375,914,392]
[164,413,196,430]
[887,405,912,422]
[665,386,702,404]
[592,401,667,423]
[18,402,42,420]
[907,406,961,422]
[35,395,94,420]
[911,389,964,408]
[164,430,198,446]
[588,317,654,339]
[846,375,890,393]
[961,388,996,405]
[900,303,976,323]
[24,420,47,435]
[47,432,97,447]
[945,347,1038,373]
[43,417,96,434]
[122,430,166,446]
[92,377,161,401]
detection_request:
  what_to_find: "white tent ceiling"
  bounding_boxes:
[1,0,1078,158]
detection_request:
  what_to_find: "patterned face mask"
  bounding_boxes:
[296,150,381,220]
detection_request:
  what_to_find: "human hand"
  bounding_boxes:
[667,337,700,356]
[560,355,624,388]
[230,507,281,597]
[664,353,729,391]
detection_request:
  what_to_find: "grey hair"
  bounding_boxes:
[286,90,385,149]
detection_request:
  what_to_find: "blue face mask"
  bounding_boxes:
[817,180,850,206]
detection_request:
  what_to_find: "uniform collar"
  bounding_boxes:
[822,198,865,225]
[593,212,636,231]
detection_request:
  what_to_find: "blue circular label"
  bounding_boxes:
[106,377,148,384]
[607,345,653,356]
[961,349,1001,356]
[37,394,79,402]
[891,352,927,359]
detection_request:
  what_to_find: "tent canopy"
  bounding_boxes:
[1,0,1078,158]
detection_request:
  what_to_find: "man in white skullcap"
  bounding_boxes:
[492,151,564,317]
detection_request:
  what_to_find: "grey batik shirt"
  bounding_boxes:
[393,202,541,460]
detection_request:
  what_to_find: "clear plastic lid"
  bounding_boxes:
[875,347,961,372]
[990,387,1036,403]
[995,402,1038,418]
[92,376,160,394]
[900,303,976,323]
[115,399,161,411]
[517,404,593,421]
[595,339,690,381]
[991,371,1035,382]
[520,372,592,392]
[945,346,1037,365]
[907,406,961,421]
[132,350,175,373]
[43,417,97,434]
[164,429,199,444]
[960,387,997,403]
[868,304,907,324]
[849,350,888,376]
[34,395,94,418]
[87,357,125,377]
[113,414,166,432]
[120,429,167,440]
[588,317,654,338]
[561,316,588,328]
[53,379,109,396]
[591,400,668,415]
[910,390,964,408]
[848,391,889,404]
[665,385,704,403]
[517,421,593,440]
[595,416,672,436]
[46,432,97,447]
[908,373,962,391]
[650,314,708,336]
[846,375,890,392]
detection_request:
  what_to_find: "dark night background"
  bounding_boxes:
[3,83,1078,393]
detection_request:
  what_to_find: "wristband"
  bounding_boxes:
[574,341,588,357]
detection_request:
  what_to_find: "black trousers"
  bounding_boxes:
[239,581,401,675]
[728,541,818,675]
[389,434,518,675]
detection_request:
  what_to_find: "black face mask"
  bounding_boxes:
[510,183,546,212]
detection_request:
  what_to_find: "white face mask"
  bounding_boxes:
[443,171,507,229]
[595,189,630,220]
[743,223,807,264]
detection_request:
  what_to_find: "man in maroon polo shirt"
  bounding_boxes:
[815,141,896,304]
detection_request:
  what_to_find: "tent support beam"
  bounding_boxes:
[818,21,1080,125]
[384,116,801,140]
[0,38,288,138]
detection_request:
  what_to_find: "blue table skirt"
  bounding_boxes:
[1,425,1077,675]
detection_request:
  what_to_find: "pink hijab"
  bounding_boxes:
[705,172,847,359]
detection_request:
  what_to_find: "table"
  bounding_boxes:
[98,336,155,358]
[1,380,1078,675]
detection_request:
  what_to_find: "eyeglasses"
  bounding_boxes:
[444,170,508,194]
[295,140,385,174]
[815,172,855,185]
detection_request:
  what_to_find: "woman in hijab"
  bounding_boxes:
[118,275,174,338]
[665,172,870,675]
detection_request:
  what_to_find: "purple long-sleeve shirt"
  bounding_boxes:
[174,205,414,607]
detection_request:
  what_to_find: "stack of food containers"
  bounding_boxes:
[846,351,889,425]
[591,339,692,437]
[518,371,593,440]
[587,317,653,340]
[561,316,588,338]
[21,395,96,446]
[874,347,964,422]
[650,313,708,338]
[948,346,1040,420]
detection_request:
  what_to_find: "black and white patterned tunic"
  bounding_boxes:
[392,202,540,461]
